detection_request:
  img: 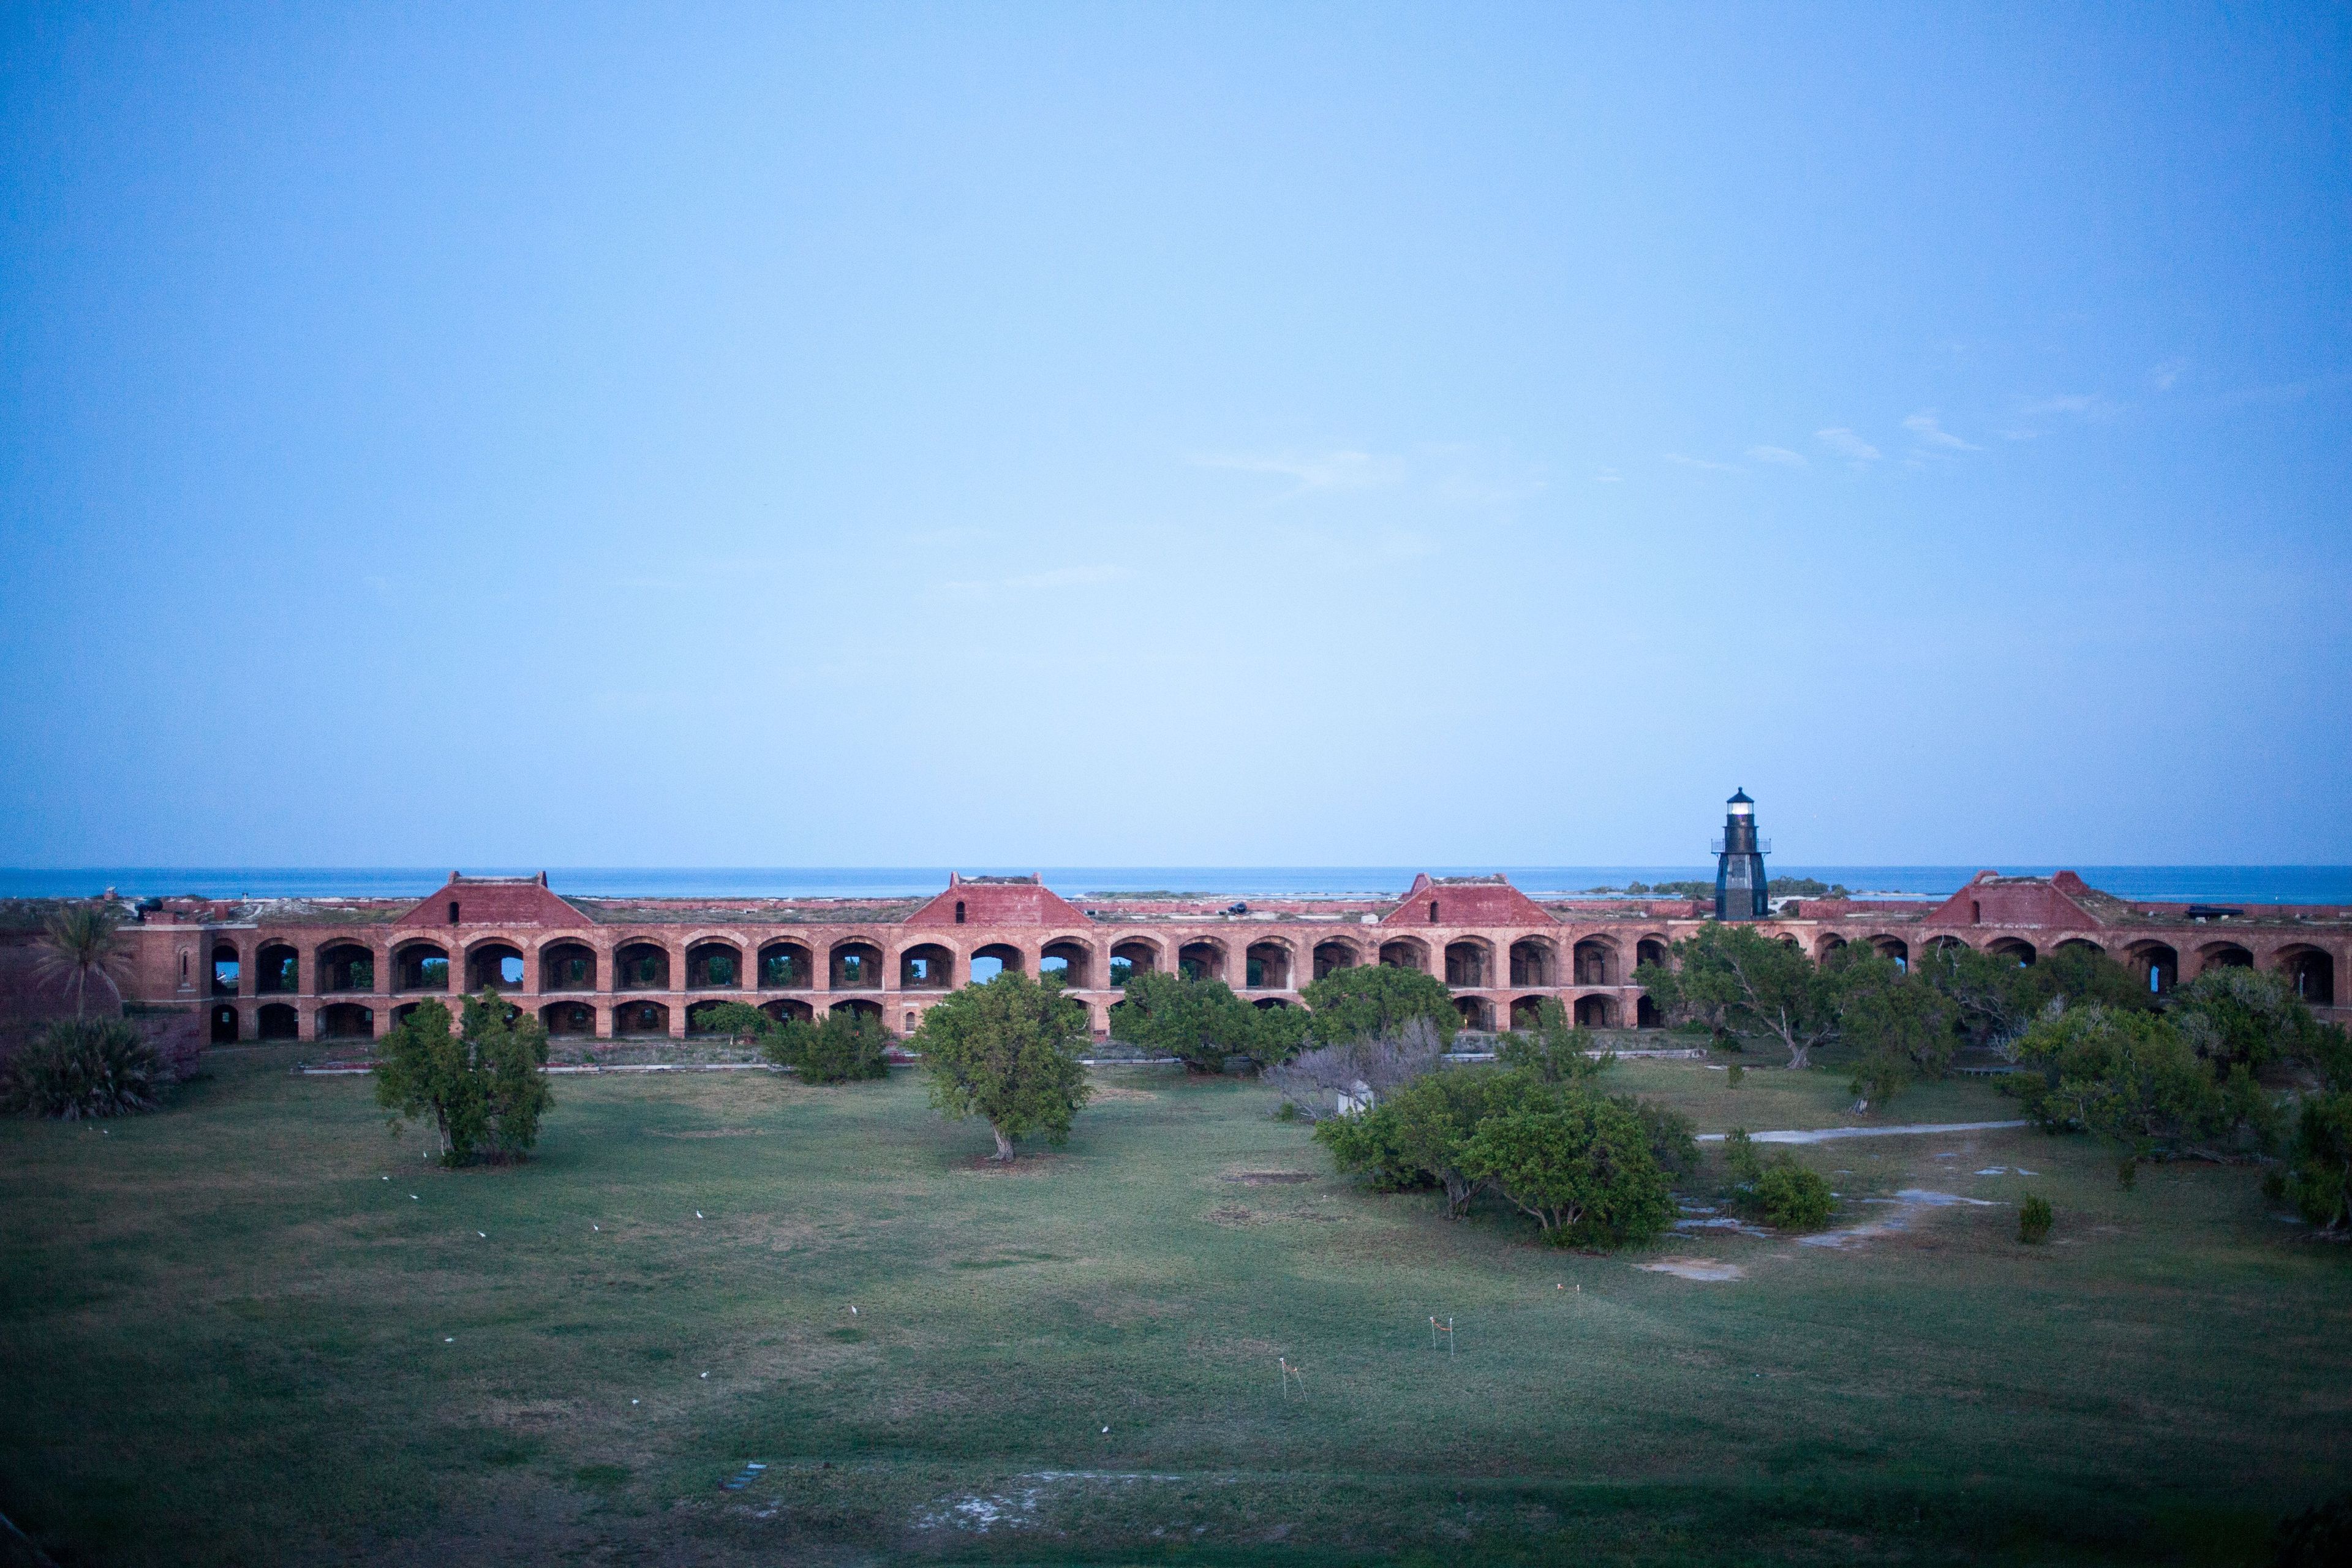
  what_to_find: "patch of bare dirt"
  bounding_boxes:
[1635,1257,1746,1282]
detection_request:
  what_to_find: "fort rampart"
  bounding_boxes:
[106,869,2348,1046]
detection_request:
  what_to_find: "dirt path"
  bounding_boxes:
[1694,1119,2029,1145]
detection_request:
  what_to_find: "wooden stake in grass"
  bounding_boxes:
[1430,1316,1455,1357]
[1278,1357,1305,1399]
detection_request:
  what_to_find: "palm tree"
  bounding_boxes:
[34,901,132,1017]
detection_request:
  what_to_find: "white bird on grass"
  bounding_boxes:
[700,1371,709,1379]
[477,1231,487,1238]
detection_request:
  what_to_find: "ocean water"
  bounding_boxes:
[4,865,2350,905]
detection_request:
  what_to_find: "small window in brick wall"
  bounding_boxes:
[1429,901,1439,923]
[448,901,461,925]
[956,901,966,924]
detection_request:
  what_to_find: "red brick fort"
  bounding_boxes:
[110,868,2347,1045]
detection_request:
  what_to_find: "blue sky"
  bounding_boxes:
[2,4,2347,869]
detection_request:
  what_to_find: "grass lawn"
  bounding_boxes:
[1,1046,2345,1566]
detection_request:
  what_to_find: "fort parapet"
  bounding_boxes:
[100,867,2349,1047]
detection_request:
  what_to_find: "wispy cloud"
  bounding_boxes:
[1745,445,1808,469]
[1593,467,1624,483]
[1815,428,1881,462]
[2150,358,2188,391]
[1665,452,1739,472]
[932,564,1134,600]
[1193,448,1406,494]
[1902,412,1980,451]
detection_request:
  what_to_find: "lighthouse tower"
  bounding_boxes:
[1713,788,1770,921]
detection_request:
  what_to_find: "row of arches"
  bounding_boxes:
[1812,931,2335,1004]
[205,930,1679,998]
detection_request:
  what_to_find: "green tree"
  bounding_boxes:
[913,971,1092,1160]
[1458,1087,1676,1247]
[1319,1066,1520,1216]
[1495,1000,1609,1083]
[373,993,553,1166]
[2005,1005,2267,1180]
[2274,1092,2352,1232]
[1637,924,1839,1067]
[1298,964,1459,1047]
[692,1000,771,1046]
[788,1009,894,1084]
[1831,947,1959,1110]
[2169,966,2319,1075]
[33,901,132,1017]
[1109,970,1263,1071]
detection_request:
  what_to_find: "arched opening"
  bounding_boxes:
[1110,941,1160,987]
[209,1004,239,1043]
[1454,996,1494,1031]
[759,941,812,990]
[1253,997,1292,1011]
[540,942,597,993]
[256,943,298,995]
[317,1003,373,1040]
[1444,941,1490,987]
[2197,943,2253,975]
[613,1000,671,1038]
[541,1001,595,1037]
[830,941,883,990]
[616,943,671,992]
[1571,940,1615,986]
[968,943,1023,984]
[1178,942,1224,982]
[211,943,241,997]
[1636,938,1669,971]
[257,1003,300,1041]
[901,944,954,990]
[391,1003,421,1028]
[1509,939,1556,987]
[466,942,525,993]
[1574,995,1617,1028]
[393,943,450,993]
[2282,948,2337,1007]
[761,998,815,1025]
[1869,936,1910,970]
[1636,995,1661,1029]
[2127,942,2179,995]
[1245,941,1292,990]
[1924,935,1967,959]
[905,1010,919,1033]
[1042,939,1094,989]
[1986,938,2036,968]
[318,943,374,993]
[1509,995,1547,1030]
[830,998,883,1023]
[1311,941,1360,981]
[685,941,743,990]
[1817,934,1849,959]
[2055,938,2106,958]
[1378,939,1428,973]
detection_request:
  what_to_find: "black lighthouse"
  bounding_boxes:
[1713,788,1770,920]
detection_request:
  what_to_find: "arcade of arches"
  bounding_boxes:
[121,870,2350,1045]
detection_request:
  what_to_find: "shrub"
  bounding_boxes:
[2274,1090,2352,1232]
[0,1017,163,1119]
[791,1011,894,1084]
[2019,1194,2053,1244]
[1459,1087,1676,1248]
[1724,1128,1835,1230]
[1108,971,1267,1072]
[1495,1001,1608,1084]
[1751,1162,1836,1230]
[1725,1062,1744,1088]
